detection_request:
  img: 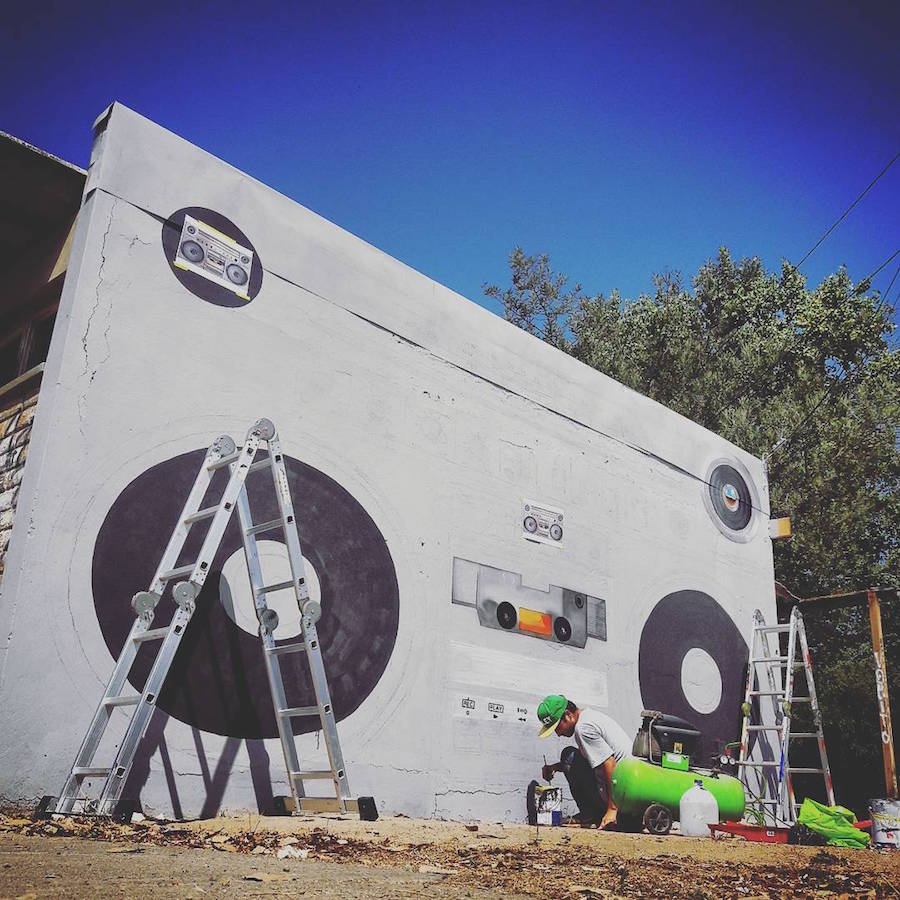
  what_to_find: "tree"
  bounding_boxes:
[482,247,581,351]
[484,246,900,812]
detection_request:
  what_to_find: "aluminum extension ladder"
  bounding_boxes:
[737,607,834,825]
[53,419,353,819]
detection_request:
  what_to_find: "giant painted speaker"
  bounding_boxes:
[92,448,400,738]
[0,104,775,822]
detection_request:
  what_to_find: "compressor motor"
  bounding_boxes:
[632,709,702,770]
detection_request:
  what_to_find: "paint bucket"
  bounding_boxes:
[536,786,562,826]
[870,799,900,849]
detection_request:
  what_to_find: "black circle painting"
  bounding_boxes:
[708,464,753,532]
[638,591,748,759]
[92,450,399,738]
[161,207,263,307]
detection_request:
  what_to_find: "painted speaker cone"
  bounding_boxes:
[708,464,752,531]
[496,601,517,630]
[226,263,249,285]
[554,616,572,642]
[180,239,205,263]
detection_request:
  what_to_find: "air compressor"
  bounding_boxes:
[611,710,745,835]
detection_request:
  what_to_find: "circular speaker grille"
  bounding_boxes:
[496,601,517,630]
[708,464,752,531]
[226,263,248,285]
[180,239,204,263]
[638,590,748,761]
[92,449,399,738]
[554,616,572,642]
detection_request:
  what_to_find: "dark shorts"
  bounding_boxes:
[559,745,609,821]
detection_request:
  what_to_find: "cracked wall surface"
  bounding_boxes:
[0,104,777,822]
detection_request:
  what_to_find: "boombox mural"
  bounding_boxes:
[0,104,777,820]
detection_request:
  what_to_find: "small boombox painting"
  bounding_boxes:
[174,215,254,300]
[521,499,565,548]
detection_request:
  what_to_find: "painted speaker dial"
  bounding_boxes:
[708,464,752,531]
[92,449,399,739]
[180,239,204,263]
[553,616,572,642]
[638,590,748,761]
[496,601,517,630]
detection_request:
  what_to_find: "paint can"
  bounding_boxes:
[535,786,562,826]
[870,799,900,849]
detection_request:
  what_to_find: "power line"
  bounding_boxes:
[883,263,900,302]
[861,247,900,285]
[875,262,900,317]
[796,149,900,268]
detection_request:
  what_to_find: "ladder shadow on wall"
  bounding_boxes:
[124,709,277,818]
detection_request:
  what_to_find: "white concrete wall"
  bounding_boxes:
[0,104,776,821]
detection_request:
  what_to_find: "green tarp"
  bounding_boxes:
[797,798,870,849]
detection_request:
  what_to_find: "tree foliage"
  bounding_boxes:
[485,246,900,812]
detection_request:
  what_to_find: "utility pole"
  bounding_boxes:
[789,586,898,800]
[867,589,898,798]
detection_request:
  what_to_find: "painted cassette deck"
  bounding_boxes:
[452,558,606,648]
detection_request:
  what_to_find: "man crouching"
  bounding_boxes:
[538,694,631,829]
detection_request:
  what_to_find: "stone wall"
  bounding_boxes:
[0,388,38,584]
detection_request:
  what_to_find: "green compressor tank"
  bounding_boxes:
[611,757,745,823]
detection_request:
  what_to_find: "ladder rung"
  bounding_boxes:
[245,518,283,537]
[744,727,819,737]
[133,627,170,643]
[292,770,336,780]
[749,657,802,666]
[788,767,824,774]
[255,580,294,595]
[207,451,241,471]
[73,767,111,778]
[279,706,319,718]
[249,458,273,473]
[184,506,219,524]
[749,690,785,697]
[103,695,141,707]
[159,564,195,582]
[739,762,779,767]
[269,642,306,656]
[756,625,791,633]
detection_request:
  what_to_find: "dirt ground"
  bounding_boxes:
[1,809,899,899]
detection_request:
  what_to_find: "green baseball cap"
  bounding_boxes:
[537,694,568,737]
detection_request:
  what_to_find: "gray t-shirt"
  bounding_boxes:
[573,709,632,769]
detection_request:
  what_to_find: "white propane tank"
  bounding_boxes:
[679,779,719,837]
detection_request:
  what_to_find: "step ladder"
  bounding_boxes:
[53,419,354,819]
[737,606,834,825]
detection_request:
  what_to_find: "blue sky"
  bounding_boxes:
[3,1,898,320]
